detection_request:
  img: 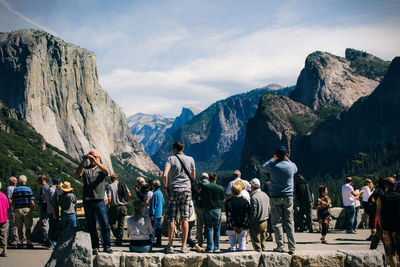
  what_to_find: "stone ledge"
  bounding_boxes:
[94,250,387,267]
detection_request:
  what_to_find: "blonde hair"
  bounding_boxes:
[231,183,242,196]
[235,180,246,191]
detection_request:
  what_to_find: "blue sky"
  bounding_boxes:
[1,0,400,117]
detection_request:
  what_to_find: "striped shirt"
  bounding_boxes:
[12,186,35,209]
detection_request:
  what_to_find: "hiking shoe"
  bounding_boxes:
[273,247,285,253]
[104,247,113,254]
[93,248,99,255]
[26,243,34,249]
[288,249,295,255]
[163,246,174,254]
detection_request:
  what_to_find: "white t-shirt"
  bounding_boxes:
[354,190,361,208]
[362,186,372,202]
[226,178,251,195]
[341,183,355,207]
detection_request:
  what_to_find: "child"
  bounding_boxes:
[58,182,77,230]
[316,185,331,244]
[225,183,250,251]
[127,200,152,252]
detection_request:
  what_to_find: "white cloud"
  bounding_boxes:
[0,0,57,36]
[100,23,400,117]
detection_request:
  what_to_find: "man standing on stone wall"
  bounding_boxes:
[107,173,131,246]
[6,177,18,247]
[37,174,50,246]
[262,146,297,254]
[76,150,112,254]
[11,175,35,249]
[162,141,195,253]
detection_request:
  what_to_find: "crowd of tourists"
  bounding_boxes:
[0,142,399,266]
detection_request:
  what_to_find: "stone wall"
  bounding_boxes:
[94,250,386,267]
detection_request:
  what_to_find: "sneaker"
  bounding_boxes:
[213,249,221,253]
[273,247,285,253]
[163,246,174,254]
[93,248,99,255]
[206,249,214,253]
[48,242,56,250]
[104,247,113,254]
[181,246,190,253]
[17,243,24,249]
[266,235,273,242]
[26,243,34,249]
[353,229,358,232]
[347,230,357,234]
[288,249,295,255]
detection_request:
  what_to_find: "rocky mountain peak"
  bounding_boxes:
[0,30,159,173]
[290,49,388,110]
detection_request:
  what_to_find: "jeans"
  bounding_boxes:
[270,197,296,250]
[61,214,77,230]
[344,205,355,232]
[108,205,127,243]
[129,245,152,252]
[204,209,221,251]
[84,200,111,249]
[353,206,360,230]
[151,218,162,246]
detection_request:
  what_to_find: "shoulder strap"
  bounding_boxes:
[175,155,192,180]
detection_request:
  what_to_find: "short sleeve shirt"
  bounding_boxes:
[82,166,108,200]
[11,186,35,209]
[341,183,355,206]
[226,178,251,195]
[107,181,131,206]
[45,186,56,214]
[165,152,195,190]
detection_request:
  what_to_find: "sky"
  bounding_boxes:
[1,0,400,118]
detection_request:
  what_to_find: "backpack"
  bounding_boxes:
[117,181,129,201]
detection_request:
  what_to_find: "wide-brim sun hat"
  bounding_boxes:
[61,181,74,192]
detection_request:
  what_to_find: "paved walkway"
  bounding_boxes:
[0,229,383,267]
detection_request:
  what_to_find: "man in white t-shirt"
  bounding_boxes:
[226,170,251,198]
[341,177,362,233]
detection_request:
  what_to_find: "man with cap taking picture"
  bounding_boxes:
[249,178,270,252]
[262,146,297,254]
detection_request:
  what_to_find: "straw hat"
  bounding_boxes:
[61,181,74,192]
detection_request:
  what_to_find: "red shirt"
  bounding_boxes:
[0,192,9,223]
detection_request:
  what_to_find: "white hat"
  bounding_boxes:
[250,178,261,189]
[201,172,209,178]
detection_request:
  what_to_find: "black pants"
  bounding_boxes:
[187,220,197,248]
[108,205,127,243]
[321,223,329,236]
[298,202,313,230]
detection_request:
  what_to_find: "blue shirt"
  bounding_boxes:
[149,188,164,219]
[262,158,297,197]
[12,186,35,208]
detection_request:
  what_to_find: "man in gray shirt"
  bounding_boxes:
[76,150,111,254]
[107,174,131,246]
[249,178,270,252]
[162,141,195,253]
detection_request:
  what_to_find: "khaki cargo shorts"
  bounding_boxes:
[14,207,33,230]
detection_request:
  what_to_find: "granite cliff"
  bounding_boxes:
[152,85,283,171]
[240,93,318,179]
[297,56,400,174]
[290,49,389,110]
[0,30,159,173]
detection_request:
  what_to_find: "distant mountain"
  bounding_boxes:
[240,93,318,179]
[0,30,159,174]
[152,85,281,171]
[128,113,174,156]
[128,107,200,156]
[290,49,389,110]
[296,56,400,175]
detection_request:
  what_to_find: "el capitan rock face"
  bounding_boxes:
[290,49,388,110]
[0,30,159,173]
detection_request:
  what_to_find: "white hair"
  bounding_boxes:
[19,175,27,184]
[0,181,2,189]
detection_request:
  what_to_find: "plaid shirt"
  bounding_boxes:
[12,186,35,208]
